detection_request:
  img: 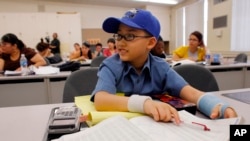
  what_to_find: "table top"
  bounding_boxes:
[0,88,249,141]
[0,71,71,81]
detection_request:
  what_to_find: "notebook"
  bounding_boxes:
[52,110,241,141]
[222,91,250,104]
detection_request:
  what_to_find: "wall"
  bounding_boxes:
[169,0,198,53]
[207,0,233,57]
[0,1,171,52]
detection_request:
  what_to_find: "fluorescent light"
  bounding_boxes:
[134,0,179,5]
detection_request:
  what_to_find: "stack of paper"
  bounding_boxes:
[53,110,241,141]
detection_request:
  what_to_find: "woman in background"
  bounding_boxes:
[103,38,117,57]
[69,41,92,61]
[0,33,46,71]
[172,31,206,62]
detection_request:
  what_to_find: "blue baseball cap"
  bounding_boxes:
[102,9,160,39]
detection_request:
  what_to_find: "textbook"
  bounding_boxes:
[52,110,241,141]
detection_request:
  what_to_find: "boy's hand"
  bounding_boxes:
[210,105,237,119]
[143,99,181,124]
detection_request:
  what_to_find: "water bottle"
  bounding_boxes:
[205,49,211,65]
[20,54,28,75]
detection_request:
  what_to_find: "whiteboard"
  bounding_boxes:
[0,12,82,56]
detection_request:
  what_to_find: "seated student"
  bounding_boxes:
[103,38,117,57]
[90,9,237,123]
[172,31,206,62]
[69,43,81,60]
[93,43,104,58]
[36,38,54,58]
[69,41,92,61]
[150,35,166,58]
[0,33,46,71]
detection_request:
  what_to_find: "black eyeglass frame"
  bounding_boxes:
[113,34,152,41]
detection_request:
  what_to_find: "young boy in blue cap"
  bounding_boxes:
[90,8,237,123]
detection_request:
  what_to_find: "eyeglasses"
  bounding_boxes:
[113,34,152,41]
[188,38,198,42]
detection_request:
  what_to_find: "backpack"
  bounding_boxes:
[58,61,80,72]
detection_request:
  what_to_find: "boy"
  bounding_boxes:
[90,8,237,124]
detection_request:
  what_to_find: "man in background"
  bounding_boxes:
[50,32,60,55]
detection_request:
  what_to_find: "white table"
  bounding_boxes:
[0,72,71,107]
[0,88,249,141]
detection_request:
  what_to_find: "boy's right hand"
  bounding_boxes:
[143,99,181,124]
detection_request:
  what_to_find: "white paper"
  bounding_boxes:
[53,115,153,141]
[130,110,241,141]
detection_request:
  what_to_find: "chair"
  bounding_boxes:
[234,53,248,63]
[173,64,219,92]
[90,56,107,67]
[62,67,99,103]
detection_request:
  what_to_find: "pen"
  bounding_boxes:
[182,121,211,131]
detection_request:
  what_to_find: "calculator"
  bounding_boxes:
[48,107,82,134]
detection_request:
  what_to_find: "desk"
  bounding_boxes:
[205,63,249,90]
[0,88,249,141]
[0,72,71,107]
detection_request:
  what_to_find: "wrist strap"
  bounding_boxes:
[127,95,152,113]
[198,93,229,118]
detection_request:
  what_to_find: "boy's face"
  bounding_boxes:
[116,24,156,64]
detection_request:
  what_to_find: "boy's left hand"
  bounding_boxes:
[210,105,237,119]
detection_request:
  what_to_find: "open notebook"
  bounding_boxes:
[52,110,241,141]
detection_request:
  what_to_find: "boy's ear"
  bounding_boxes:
[147,37,157,50]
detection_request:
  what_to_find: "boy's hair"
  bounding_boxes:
[102,8,160,39]
[96,43,103,47]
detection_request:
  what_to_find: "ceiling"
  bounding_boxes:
[7,0,185,8]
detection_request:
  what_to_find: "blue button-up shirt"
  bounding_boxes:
[91,54,187,101]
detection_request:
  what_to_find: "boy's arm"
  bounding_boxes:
[180,85,237,118]
[94,91,129,112]
[94,91,181,123]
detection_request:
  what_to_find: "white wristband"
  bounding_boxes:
[127,95,152,113]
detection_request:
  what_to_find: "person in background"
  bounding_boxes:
[150,35,166,58]
[69,43,81,60]
[0,43,2,55]
[69,41,92,61]
[36,38,54,58]
[103,38,117,57]
[0,33,46,71]
[90,8,237,123]
[93,43,103,58]
[172,31,206,62]
[50,32,60,55]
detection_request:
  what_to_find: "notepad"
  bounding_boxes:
[52,110,241,141]
[74,95,143,125]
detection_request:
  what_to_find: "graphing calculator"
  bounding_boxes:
[48,107,82,134]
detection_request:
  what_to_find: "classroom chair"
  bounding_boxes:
[62,67,99,103]
[90,56,107,67]
[173,64,219,92]
[234,53,248,63]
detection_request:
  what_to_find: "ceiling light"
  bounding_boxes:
[134,0,179,5]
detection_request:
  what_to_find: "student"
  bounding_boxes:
[69,43,81,60]
[93,43,103,58]
[90,9,237,123]
[103,38,117,57]
[69,41,92,61]
[150,35,166,58]
[36,38,54,58]
[0,33,46,71]
[172,31,206,62]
